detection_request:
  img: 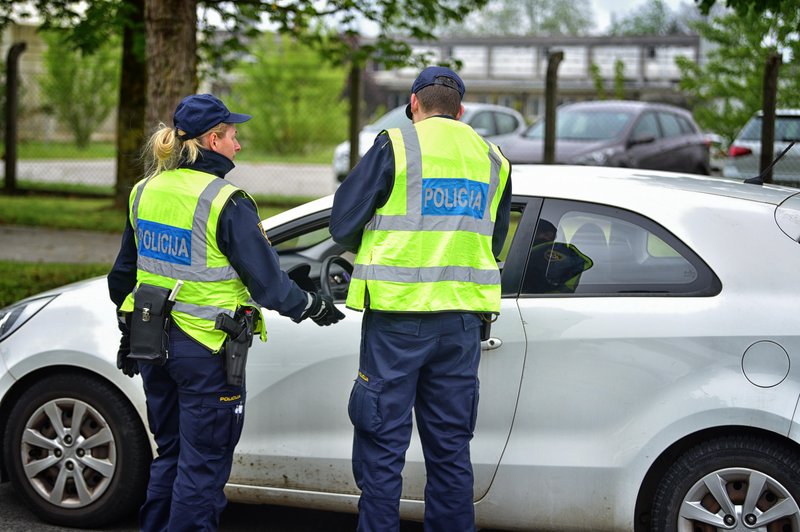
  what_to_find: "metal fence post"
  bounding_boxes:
[544,51,563,165]
[4,42,26,195]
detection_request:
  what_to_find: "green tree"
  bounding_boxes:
[39,30,121,148]
[608,0,687,36]
[590,63,606,100]
[233,34,349,155]
[614,59,625,99]
[675,9,800,143]
[441,0,594,36]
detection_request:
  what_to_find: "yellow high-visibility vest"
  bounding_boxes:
[120,168,264,352]
[346,117,510,313]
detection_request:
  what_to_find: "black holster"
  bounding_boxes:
[129,283,172,365]
[479,313,497,341]
[215,308,254,387]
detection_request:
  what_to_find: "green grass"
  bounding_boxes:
[0,261,111,308]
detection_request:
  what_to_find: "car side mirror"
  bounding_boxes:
[629,135,656,147]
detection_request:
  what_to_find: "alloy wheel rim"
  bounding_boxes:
[679,467,799,531]
[19,397,117,508]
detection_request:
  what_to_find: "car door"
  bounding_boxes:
[506,198,725,521]
[228,201,533,502]
[625,111,665,170]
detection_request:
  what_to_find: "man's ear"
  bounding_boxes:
[455,104,465,120]
[410,94,421,121]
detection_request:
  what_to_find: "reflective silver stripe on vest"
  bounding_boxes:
[172,301,234,321]
[353,263,500,285]
[367,124,502,237]
[135,177,239,282]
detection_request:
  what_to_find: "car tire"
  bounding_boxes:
[3,372,150,527]
[650,435,800,531]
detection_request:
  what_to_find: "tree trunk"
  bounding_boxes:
[145,0,197,130]
[114,0,147,209]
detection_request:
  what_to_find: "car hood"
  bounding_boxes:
[499,137,615,164]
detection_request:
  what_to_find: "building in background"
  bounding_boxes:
[368,35,700,121]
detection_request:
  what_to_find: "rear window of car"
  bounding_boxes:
[658,112,683,138]
[739,115,800,141]
[525,110,634,140]
[495,112,521,135]
[521,199,721,296]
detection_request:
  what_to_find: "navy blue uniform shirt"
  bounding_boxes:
[330,117,513,257]
[107,149,308,321]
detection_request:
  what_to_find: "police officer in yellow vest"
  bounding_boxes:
[330,67,512,531]
[107,94,343,532]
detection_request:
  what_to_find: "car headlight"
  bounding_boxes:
[572,147,620,166]
[0,295,56,342]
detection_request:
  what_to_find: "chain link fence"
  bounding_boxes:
[1,29,342,200]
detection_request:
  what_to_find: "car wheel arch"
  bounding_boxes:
[633,425,800,532]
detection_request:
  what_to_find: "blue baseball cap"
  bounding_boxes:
[405,66,466,119]
[173,94,251,140]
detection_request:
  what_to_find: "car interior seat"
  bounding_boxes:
[570,222,609,283]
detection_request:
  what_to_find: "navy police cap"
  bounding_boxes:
[173,94,251,140]
[405,66,466,119]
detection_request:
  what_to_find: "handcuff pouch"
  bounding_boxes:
[129,283,171,365]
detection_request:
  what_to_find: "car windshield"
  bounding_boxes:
[364,106,411,131]
[524,109,634,141]
[738,116,800,142]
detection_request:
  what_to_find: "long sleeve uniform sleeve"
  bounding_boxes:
[108,216,138,308]
[329,133,394,252]
[217,192,309,321]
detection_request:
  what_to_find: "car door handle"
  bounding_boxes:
[481,337,502,351]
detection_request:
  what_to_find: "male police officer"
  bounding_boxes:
[330,67,512,531]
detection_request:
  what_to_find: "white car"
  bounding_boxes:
[3,166,800,531]
[332,103,527,182]
[723,109,800,183]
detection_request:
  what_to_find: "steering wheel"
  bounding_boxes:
[319,256,354,300]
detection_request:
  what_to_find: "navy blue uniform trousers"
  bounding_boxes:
[349,311,482,532]
[138,328,245,532]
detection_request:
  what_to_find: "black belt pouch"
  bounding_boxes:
[129,283,171,365]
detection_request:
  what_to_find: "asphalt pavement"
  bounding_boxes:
[0,225,122,264]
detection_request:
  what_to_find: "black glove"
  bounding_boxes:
[116,312,139,378]
[302,292,345,326]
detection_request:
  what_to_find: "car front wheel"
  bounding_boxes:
[651,435,800,532]
[3,372,150,527]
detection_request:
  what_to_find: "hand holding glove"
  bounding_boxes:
[302,292,345,326]
[116,312,139,378]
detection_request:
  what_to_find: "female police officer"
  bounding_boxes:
[107,93,343,531]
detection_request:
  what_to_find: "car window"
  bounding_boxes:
[776,117,800,141]
[494,112,521,135]
[470,111,497,136]
[520,199,720,296]
[365,105,410,131]
[631,112,660,141]
[676,115,697,135]
[524,110,634,140]
[658,112,683,138]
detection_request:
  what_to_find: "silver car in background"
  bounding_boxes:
[2,166,800,531]
[332,102,527,182]
[723,109,800,183]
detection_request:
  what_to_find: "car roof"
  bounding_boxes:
[510,165,797,207]
[559,99,691,115]
[268,166,798,231]
[753,109,800,117]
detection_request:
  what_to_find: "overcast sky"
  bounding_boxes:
[591,0,689,32]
